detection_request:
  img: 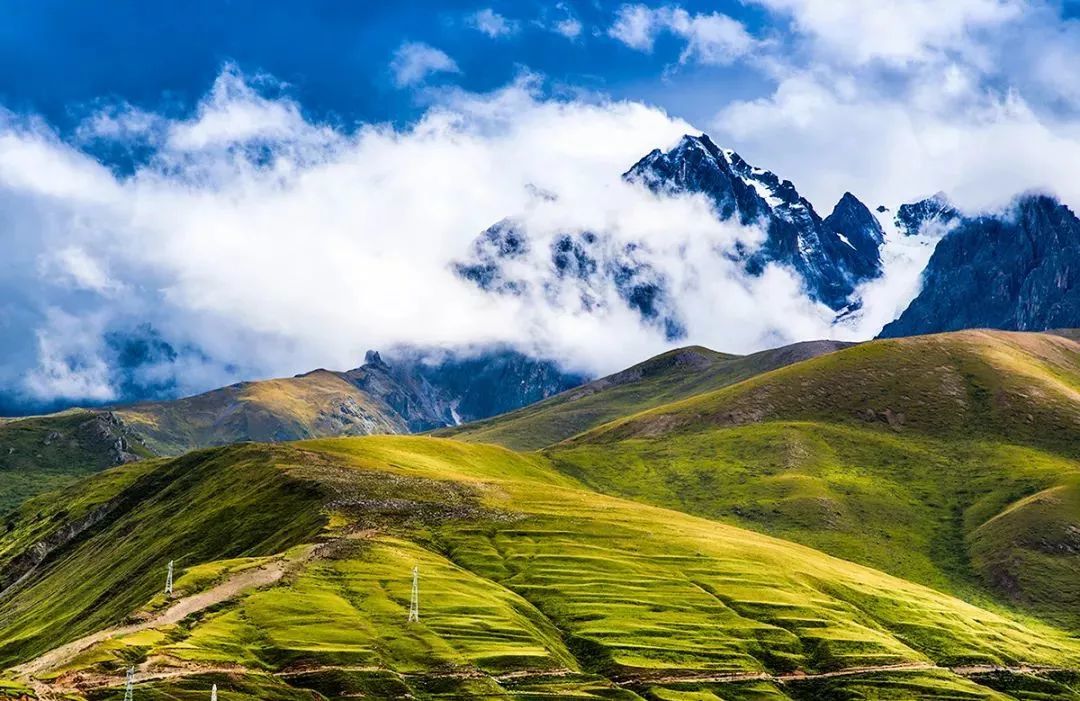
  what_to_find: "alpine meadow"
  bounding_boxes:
[1,2,1080,700]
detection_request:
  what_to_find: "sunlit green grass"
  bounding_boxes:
[548,422,1080,628]
[4,436,1080,700]
[438,342,849,451]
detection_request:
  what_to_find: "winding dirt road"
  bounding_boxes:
[14,545,318,681]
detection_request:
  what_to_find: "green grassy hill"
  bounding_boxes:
[115,369,407,455]
[0,349,582,514]
[548,330,1080,631]
[438,340,851,450]
[0,410,153,514]
[1,436,1079,700]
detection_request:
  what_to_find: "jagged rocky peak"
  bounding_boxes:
[455,133,889,330]
[822,192,886,280]
[363,350,387,368]
[624,134,774,223]
[880,193,1080,338]
[895,192,961,236]
[625,133,884,310]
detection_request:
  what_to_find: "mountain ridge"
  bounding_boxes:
[881,194,1080,338]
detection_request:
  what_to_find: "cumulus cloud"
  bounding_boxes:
[468,8,519,38]
[750,0,1022,66]
[550,2,584,39]
[609,4,758,65]
[713,62,1080,214]
[390,42,461,87]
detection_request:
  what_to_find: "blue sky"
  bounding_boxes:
[0,0,771,137]
[3,0,1080,413]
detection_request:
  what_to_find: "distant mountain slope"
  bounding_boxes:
[115,369,406,455]
[438,339,851,450]
[0,348,584,510]
[549,330,1080,628]
[0,410,151,513]
[580,330,1080,451]
[3,436,1079,700]
[881,195,1080,337]
[117,347,584,456]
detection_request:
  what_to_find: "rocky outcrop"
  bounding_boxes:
[880,194,1080,337]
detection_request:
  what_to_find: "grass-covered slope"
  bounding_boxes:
[115,370,406,455]
[549,330,1080,630]
[0,410,152,514]
[438,340,851,450]
[577,330,1080,452]
[2,436,1079,700]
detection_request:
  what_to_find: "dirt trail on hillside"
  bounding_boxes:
[14,545,319,680]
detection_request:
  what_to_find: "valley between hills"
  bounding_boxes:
[0,330,1078,700]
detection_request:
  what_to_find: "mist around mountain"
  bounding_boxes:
[456,133,1080,346]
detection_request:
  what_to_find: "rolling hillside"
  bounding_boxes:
[2,437,1079,700]
[438,339,851,450]
[548,330,1080,630]
[0,411,152,513]
[0,348,583,514]
[114,369,407,456]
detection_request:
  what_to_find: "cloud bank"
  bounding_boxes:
[0,66,861,410]
[7,0,1080,411]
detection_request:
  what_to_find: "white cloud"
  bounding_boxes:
[167,64,316,151]
[553,17,583,39]
[0,67,874,404]
[390,42,461,87]
[610,5,657,50]
[24,309,116,403]
[713,67,1080,213]
[469,8,519,38]
[42,247,124,296]
[609,4,757,65]
[751,0,1024,66]
[75,102,163,144]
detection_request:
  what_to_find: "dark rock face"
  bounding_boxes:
[822,192,885,282]
[452,219,529,294]
[880,195,1080,337]
[455,223,686,341]
[895,192,961,236]
[344,347,588,432]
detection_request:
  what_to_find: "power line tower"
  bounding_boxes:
[407,566,419,622]
[123,666,135,701]
[165,560,174,597]
[211,683,218,701]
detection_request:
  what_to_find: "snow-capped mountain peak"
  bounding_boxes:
[624,134,883,310]
[454,133,890,342]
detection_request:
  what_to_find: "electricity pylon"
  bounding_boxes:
[123,666,135,701]
[165,560,174,596]
[407,566,419,622]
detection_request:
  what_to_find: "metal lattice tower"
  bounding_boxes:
[165,560,174,596]
[211,683,218,701]
[407,565,420,622]
[123,665,135,701]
